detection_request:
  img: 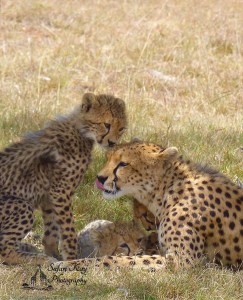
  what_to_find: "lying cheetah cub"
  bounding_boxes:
[77,220,147,258]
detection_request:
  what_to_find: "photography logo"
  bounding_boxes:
[22,263,87,290]
[22,265,53,291]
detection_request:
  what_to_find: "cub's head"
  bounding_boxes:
[96,141,178,200]
[106,220,147,256]
[79,93,127,148]
[77,220,147,258]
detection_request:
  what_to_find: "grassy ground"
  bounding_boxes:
[0,0,243,299]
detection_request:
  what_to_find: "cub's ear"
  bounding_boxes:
[81,93,96,112]
[159,147,178,161]
[90,221,115,241]
[115,97,126,109]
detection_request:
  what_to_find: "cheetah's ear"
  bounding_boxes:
[158,147,178,161]
[81,93,96,113]
[115,97,126,110]
[90,221,115,242]
[131,136,142,143]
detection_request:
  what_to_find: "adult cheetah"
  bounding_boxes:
[56,140,242,271]
[94,140,243,270]
[0,93,127,265]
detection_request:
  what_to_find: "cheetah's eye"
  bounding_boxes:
[104,123,111,130]
[119,127,126,132]
[117,162,128,168]
[120,243,128,248]
[137,238,143,243]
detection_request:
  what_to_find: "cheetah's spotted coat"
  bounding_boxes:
[0,93,127,265]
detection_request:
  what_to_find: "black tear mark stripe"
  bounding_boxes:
[113,164,120,179]
[100,126,110,141]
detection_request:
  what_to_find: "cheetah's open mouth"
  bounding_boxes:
[95,178,119,195]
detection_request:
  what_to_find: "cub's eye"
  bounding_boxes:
[120,243,128,248]
[104,123,111,130]
[118,162,128,168]
[119,127,126,132]
[137,238,143,243]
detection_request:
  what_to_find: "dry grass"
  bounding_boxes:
[0,0,243,299]
[0,264,243,300]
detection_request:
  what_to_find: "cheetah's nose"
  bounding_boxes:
[108,140,116,147]
[96,175,108,185]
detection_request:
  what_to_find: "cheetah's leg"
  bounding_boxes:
[49,190,77,260]
[40,201,61,260]
[0,197,56,265]
[51,255,168,271]
[159,222,206,267]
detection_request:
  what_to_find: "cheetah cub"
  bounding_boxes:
[0,93,127,265]
[77,220,147,258]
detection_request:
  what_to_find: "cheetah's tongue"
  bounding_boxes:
[95,178,105,191]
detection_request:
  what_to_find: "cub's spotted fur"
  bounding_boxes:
[54,141,242,271]
[0,93,126,265]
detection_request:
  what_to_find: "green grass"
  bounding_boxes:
[0,0,243,299]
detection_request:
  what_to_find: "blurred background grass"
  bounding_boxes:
[0,0,242,299]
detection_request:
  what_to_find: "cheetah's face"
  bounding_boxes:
[80,93,127,148]
[112,231,146,256]
[95,221,147,256]
[96,141,178,200]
